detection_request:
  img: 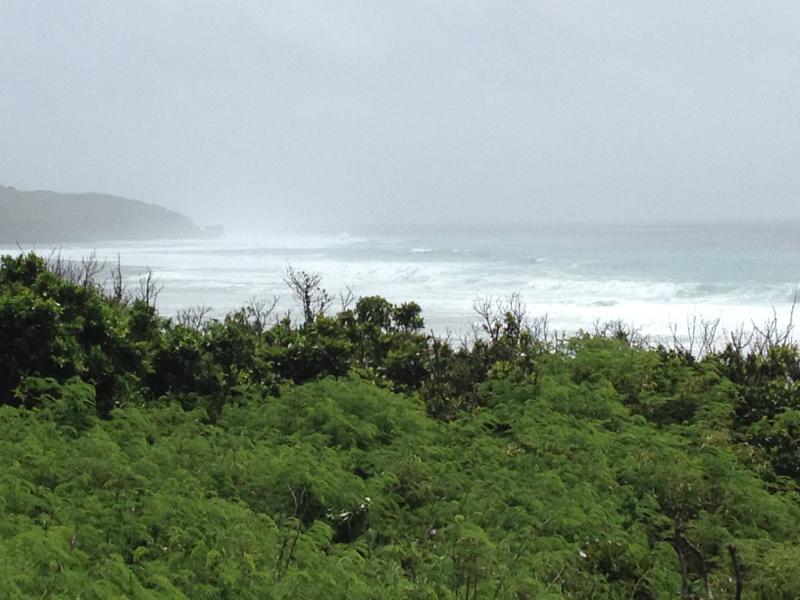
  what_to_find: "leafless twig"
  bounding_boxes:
[176,305,213,329]
[137,269,162,308]
[284,265,333,325]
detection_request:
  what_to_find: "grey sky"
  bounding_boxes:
[1,2,799,231]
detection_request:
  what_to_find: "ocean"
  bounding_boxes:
[5,221,799,343]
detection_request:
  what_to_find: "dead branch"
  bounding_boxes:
[473,296,502,343]
[44,249,105,288]
[137,269,163,308]
[244,295,280,332]
[175,305,213,329]
[339,286,356,311]
[284,265,333,325]
[107,254,128,303]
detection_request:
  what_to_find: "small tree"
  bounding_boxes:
[137,269,162,309]
[284,266,333,326]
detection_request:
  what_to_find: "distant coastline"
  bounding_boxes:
[0,185,223,243]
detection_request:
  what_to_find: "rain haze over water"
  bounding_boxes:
[1,2,800,333]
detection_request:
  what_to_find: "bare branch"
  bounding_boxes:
[137,269,163,308]
[339,286,356,312]
[43,249,105,289]
[105,254,130,304]
[473,296,501,343]
[529,314,551,346]
[176,305,213,329]
[244,295,280,332]
[284,265,333,325]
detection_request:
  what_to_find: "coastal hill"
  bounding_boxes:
[0,185,221,243]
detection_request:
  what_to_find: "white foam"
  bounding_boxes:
[5,229,798,343]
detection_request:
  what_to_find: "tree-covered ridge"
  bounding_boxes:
[1,252,799,598]
[0,185,218,242]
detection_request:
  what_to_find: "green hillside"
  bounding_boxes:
[0,185,215,243]
[1,252,799,598]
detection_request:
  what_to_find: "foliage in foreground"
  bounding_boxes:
[1,252,800,598]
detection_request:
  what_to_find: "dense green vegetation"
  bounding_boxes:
[1,252,799,598]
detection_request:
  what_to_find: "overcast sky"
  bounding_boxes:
[1,2,799,231]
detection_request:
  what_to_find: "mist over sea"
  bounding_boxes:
[6,221,799,342]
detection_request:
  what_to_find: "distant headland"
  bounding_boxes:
[0,185,223,243]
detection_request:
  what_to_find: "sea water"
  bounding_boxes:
[5,221,799,342]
